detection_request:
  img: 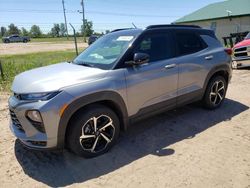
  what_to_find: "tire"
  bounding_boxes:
[202,76,227,109]
[66,104,120,158]
[23,39,28,43]
[4,39,10,43]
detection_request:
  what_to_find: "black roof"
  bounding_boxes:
[146,24,201,29]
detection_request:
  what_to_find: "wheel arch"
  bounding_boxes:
[203,64,231,94]
[57,91,129,149]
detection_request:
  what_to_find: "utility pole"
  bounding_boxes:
[80,0,86,42]
[62,0,69,39]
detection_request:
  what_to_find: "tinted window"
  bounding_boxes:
[245,32,250,39]
[176,32,207,56]
[135,33,174,62]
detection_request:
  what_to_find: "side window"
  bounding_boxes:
[135,33,174,62]
[176,32,207,56]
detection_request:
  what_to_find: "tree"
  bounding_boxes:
[105,30,110,34]
[0,26,7,37]
[59,23,67,37]
[50,24,60,37]
[7,23,20,35]
[30,25,42,38]
[81,19,94,37]
[21,27,29,36]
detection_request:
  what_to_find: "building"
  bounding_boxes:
[174,0,250,42]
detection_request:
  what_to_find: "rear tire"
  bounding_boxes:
[66,104,120,158]
[202,76,227,109]
[23,39,28,43]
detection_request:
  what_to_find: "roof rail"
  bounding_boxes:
[146,24,201,29]
[111,28,134,33]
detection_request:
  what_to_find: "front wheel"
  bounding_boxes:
[4,39,10,43]
[66,105,120,158]
[202,76,227,109]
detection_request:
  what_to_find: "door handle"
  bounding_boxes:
[165,64,176,69]
[205,55,213,60]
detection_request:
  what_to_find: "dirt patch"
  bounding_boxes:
[0,70,250,188]
[0,42,88,55]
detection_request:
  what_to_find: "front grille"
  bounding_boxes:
[234,47,248,58]
[9,110,25,132]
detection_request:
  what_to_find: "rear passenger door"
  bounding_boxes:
[174,31,209,105]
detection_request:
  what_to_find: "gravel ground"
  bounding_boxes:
[0,69,250,188]
[0,42,88,55]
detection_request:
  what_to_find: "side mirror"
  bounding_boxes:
[125,53,150,66]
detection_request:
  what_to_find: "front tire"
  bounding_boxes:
[4,39,10,43]
[66,105,120,158]
[202,76,227,109]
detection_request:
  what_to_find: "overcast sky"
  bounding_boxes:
[0,0,221,33]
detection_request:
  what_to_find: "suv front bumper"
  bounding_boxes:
[8,91,74,150]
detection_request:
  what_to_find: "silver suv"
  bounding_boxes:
[9,25,232,157]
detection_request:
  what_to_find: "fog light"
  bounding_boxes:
[26,110,42,122]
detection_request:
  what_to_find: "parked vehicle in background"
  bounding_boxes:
[8,25,232,158]
[88,35,99,45]
[2,34,30,43]
[232,32,250,69]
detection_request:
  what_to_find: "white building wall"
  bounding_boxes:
[179,16,250,43]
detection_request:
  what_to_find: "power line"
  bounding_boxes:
[0,9,180,18]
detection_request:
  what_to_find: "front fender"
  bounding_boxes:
[56,91,128,149]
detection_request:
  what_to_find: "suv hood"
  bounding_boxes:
[234,39,250,48]
[12,62,108,93]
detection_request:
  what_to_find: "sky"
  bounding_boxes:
[0,0,222,34]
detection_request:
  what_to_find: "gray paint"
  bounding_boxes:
[8,27,232,150]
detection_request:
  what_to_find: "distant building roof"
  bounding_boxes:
[175,0,250,23]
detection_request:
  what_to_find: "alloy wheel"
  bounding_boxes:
[79,115,115,153]
[209,80,225,106]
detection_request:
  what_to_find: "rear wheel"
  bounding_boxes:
[203,76,227,109]
[23,39,28,43]
[66,105,120,158]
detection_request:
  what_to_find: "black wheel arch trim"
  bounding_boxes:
[203,63,232,94]
[56,91,129,149]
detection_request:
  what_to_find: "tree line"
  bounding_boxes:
[0,19,96,38]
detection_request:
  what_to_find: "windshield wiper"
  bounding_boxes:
[72,60,94,67]
[79,63,94,67]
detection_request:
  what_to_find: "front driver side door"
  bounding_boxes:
[125,31,179,117]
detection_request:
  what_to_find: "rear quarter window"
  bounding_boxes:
[176,32,207,56]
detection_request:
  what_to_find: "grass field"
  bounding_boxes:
[0,37,87,43]
[0,50,78,91]
[31,37,87,43]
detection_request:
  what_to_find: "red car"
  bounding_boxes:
[232,32,250,69]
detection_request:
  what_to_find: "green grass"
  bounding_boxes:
[0,50,79,91]
[0,37,88,43]
[31,37,87,43]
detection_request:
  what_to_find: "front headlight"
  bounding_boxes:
[18,91,60,101]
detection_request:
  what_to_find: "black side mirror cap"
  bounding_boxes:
[125,53,150,66]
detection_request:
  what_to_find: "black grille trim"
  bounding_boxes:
[9,110,25,132]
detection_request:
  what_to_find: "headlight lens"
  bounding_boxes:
[19,91,60,101]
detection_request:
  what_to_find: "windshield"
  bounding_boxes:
[245,32,250,39]
[73,30,140,70]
